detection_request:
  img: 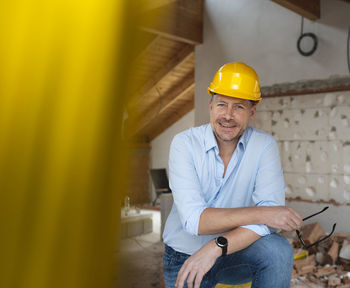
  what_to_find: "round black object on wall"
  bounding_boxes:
[297,32,318,57]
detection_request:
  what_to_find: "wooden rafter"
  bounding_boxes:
[130,44,194,107]
[134,71,194,135]
[148,97,194,140]
[140,0,203,45]
[131,35,161,70]
[271,0,320,20]
[139,0,177,13]
[129,35,162,94]
[141,85,194,140]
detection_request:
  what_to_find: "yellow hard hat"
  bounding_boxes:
[208,62,261,104]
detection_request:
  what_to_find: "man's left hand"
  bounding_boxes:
[175,240,221,288]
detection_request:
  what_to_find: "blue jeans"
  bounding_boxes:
[163,234,293,288]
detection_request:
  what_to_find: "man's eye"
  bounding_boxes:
[236,105,244,109]
[217,103,225,107]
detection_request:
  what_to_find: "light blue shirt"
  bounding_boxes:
[163,124,285,255]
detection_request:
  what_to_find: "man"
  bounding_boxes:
[162,62,302,288]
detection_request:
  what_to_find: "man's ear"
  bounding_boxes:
[209,98,213,111]
[249,104,256,120]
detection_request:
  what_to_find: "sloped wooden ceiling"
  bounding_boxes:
[271,0,320,20]
[126,0,349,142]
[126,0,202,142]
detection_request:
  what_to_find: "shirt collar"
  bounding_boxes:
[205,124,252,152]
[205,124,218,152]
[239,126,252,151]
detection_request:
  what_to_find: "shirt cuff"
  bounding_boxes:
[183,205,208,236]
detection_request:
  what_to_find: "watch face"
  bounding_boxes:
[217,236,228,247]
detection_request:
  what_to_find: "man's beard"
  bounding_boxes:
[213,120,243,142]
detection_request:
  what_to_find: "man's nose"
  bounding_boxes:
[224,106,234,119]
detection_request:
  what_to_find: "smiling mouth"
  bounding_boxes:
[219,122,236,129]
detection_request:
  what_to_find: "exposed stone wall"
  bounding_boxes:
[252,91,350,205]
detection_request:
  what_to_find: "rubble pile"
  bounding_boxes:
[288,222,350,288]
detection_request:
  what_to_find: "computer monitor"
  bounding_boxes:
[150,168,171,193]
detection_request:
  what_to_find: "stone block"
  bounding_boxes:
[277,141,283,158]
[290,93,326,109]
[281,141,307,173]
[272,108,329,141]
[344,142,350,174]
[257,96,291,111]
[329,175,350,204]
[329,141,344,174]
[281,141,330,174]
[335,90,350,106]
[252,111,272,134]
[284,173,329,201]
[329,106,350,140]
[307,141,330,174]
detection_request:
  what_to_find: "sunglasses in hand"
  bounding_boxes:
[296,206,336,249]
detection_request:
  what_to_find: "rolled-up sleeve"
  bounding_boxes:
[168,134,208,236]
[241,137,285,236]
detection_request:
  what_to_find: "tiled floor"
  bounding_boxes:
[120,210,164,288]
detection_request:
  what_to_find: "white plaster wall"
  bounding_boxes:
[253,92,350,232]
[150,110,195,201]
[252,91,350,204]
[195,0,350,125]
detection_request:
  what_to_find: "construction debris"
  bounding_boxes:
[285,223,350,288]
[340,241,350,261]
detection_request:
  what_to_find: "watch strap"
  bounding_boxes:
[222,245,227,257]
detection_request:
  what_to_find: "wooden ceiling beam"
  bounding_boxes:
[132,35,161,68]
[134,71,194,135]
[139,0,203,45]
[139,0,177,13]
[271,0,320,21]
[129,35,162,94]
[147,97,194,140]
[130,44,194,107]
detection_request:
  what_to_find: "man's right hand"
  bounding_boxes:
[260,206,302,231]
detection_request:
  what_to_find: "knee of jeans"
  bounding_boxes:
[258,235,293,268]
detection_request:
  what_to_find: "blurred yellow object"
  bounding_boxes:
[0,0,138,288]
[216,282,252,288]
[294,250,309,260]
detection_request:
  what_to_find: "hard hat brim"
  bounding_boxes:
[208,87,261,104]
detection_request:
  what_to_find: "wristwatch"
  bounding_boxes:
[215,236,228,257]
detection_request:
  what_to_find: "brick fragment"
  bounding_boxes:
[313,265,336,278]
[324,241,339,265]
[340,240,350,261]
[300,264,315,275]
[339,258,350,271]
[328,275,341,287]
[307,274,324,285]
[344,273,350,284]
[292,267,298,279]
[298,222,325,249]
[294,254,316,274]
[334,233,350,244]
